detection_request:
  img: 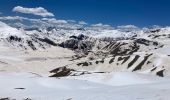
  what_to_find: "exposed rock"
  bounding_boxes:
[50,67,75,77]
[37,38,57,46]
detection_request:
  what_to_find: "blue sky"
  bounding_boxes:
[0,0,170,27]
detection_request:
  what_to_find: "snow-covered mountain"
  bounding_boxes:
[1,19,170,100]
[1,20,170,77]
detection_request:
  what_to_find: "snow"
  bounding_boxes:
[1,17,170,100]
[0,72,170,100]
[65,72,166,86]
[0,21,26,38]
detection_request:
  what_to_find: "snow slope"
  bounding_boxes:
[0,21,25,38]
[0,72,170,100]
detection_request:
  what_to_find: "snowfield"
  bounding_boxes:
[0,72,170,100]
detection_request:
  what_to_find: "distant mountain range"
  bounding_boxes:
[0,19,170,78]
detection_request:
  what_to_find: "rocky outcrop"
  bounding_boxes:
[58,34,94,52]
[50,53,169,77]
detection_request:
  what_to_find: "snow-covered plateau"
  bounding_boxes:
[0,19,170,100]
